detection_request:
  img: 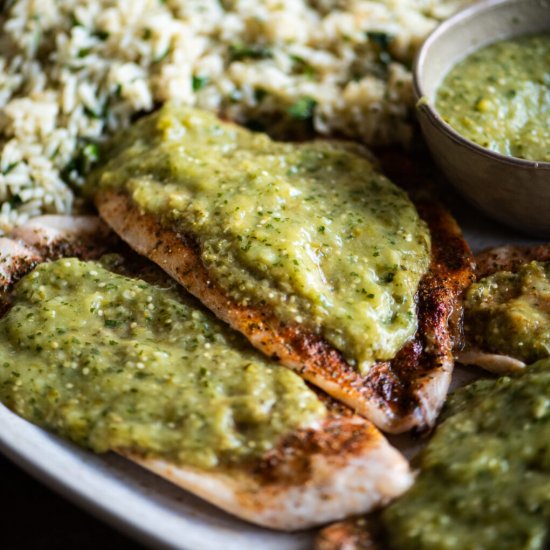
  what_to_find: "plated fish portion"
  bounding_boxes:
[89,104,474,433]
[0,216,413,530]
[458,244,550,374]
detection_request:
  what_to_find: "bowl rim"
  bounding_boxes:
[413,0,550,171]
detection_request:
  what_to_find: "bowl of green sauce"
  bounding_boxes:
[414,0,550,237]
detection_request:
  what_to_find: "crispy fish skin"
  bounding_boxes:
[0,218,414,530]
[96,189,474,434]
[457,243,550,373]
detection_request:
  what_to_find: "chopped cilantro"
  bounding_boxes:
[287,96,317,121]
[192,75,209,91]
[229,43,273,61]
[366,31,394,50]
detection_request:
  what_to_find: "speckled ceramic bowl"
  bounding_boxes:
[414,0,550,237]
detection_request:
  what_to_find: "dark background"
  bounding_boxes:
[0,453,144,549]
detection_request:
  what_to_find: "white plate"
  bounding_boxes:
[0,193,542,550]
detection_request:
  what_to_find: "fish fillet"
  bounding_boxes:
[95,186,474,434]
[457,243,550,374]
[0,216,414,530]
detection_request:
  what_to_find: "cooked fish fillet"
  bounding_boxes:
[95,185,474,434]
[457,243,550,374]
[0,217,414,530]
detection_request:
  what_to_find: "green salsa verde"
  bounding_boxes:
[436,33,550,162]
[383,359,550,550]
[464,261,550,363]
[88,104,431,373]
[0,258,326,469]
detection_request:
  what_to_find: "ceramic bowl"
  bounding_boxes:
[414,0,550,237]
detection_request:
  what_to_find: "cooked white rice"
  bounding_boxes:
[0,0,474,234]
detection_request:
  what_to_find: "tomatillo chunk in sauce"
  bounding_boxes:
[383,359,550,550]
[88,104,431,373]
[464,261,550,363]
[436,33,550,162]
[0,258,326,469]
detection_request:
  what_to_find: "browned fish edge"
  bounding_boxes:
[475,243,550,278]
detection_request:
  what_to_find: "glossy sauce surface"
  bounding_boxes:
[437,33,550,162]
[0,258,325,469]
